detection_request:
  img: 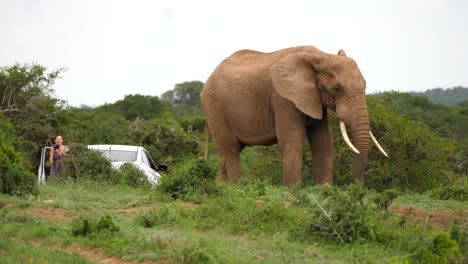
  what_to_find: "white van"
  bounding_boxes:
[37,145,168,186]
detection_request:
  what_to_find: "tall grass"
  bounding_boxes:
[0,176,465,263]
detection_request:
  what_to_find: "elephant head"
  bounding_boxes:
[270,48,387,181]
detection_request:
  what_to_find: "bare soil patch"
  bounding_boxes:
[17,207,77,222]
[26,238,171,264]
[391,205,467,228]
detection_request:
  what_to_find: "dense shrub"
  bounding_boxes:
[119,163,151,187]
[330,97,457,192]
[411,232,461,264]
[63,145,155,187]
[450,219,468,256]
[71,214,120,237]
[430,177,468,202]
[130,117,199,164]
[0,115,38,196]
[304,184,382,243]
[180,116,206,133]
[65,109,131,146]
[95,214,120,233]
[157,158,218,199]
[63,145,120,184]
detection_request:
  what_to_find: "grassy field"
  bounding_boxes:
[0,180,466,263]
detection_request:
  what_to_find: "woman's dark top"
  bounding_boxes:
[51,149,65,177]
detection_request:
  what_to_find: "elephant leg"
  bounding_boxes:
[217,144,245,181]
[212,134,242,183]
[275,109,306,187]
[306,110,333,184]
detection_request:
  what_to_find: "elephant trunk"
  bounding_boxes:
[350,107,370,181]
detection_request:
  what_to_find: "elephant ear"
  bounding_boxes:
[270,52,324,120]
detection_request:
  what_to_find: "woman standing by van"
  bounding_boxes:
[49,133,69,179]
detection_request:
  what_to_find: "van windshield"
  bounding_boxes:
[98,150,137,162]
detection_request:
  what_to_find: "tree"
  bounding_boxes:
[0,64,65,169]
[0,64,63,114]
[98,94,168,121]
[161,81,204,109]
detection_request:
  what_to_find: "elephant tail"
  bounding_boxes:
[204,120,210,161]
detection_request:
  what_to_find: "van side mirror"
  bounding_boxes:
[157,164,168,172]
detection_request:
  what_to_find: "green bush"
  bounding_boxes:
[136,206,180,228]
[304,184,382,243]
[95,214,120,233]
[373,189,400,210]
[134,117,199,164]
[430,176,467,201]
[71,214,120,237]
[63,145,120,184]
[240,145,283,185]
[71,215,94,237]
[411,232,461,264]
[354,97,455,192]
[157,158,219,199]
[450,219,467,256]
[119,163,151,187]
[0,117,38,196]
[180,116,206,133]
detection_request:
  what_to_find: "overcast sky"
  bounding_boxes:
[1,0,467,107]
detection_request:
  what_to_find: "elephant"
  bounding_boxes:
[201,46,387,186]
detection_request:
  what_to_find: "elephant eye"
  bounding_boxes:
[334,84,343,94]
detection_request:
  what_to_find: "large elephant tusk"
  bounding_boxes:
[370,131,388,157]
[339,121,360,154]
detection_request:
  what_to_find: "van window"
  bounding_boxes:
[98,150,137,162]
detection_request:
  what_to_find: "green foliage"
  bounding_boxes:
[180,116,206,133]
[450,219,468,256]
[2,179,467,263]
[430,176,468,201]
[71,214,120,237]
[357,97,457,192]
[411,232,460,264]
[63,146,152,188]
[0,118,38,196]
[98,94,168,120]
[0,236,91,263]
[133,117,199,163]
[63,145,120,184]
[0,144,38,196]
[157,158,218,199]
[187,185,300,235]
[372,91,468,174]
[0,63,63,115]
[64,108,131,145]
[161,81,204,109]
[373,189,400,210]
[136,206,180,228]
[119,163,151,187]
[71,215,94,236]
[240,145,283,185]
[96,214,120,233]
[304,185,381,243]
[410,86,468,107]
[0,64,66,170]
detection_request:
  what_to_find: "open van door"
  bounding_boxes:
[37,146,51,183]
